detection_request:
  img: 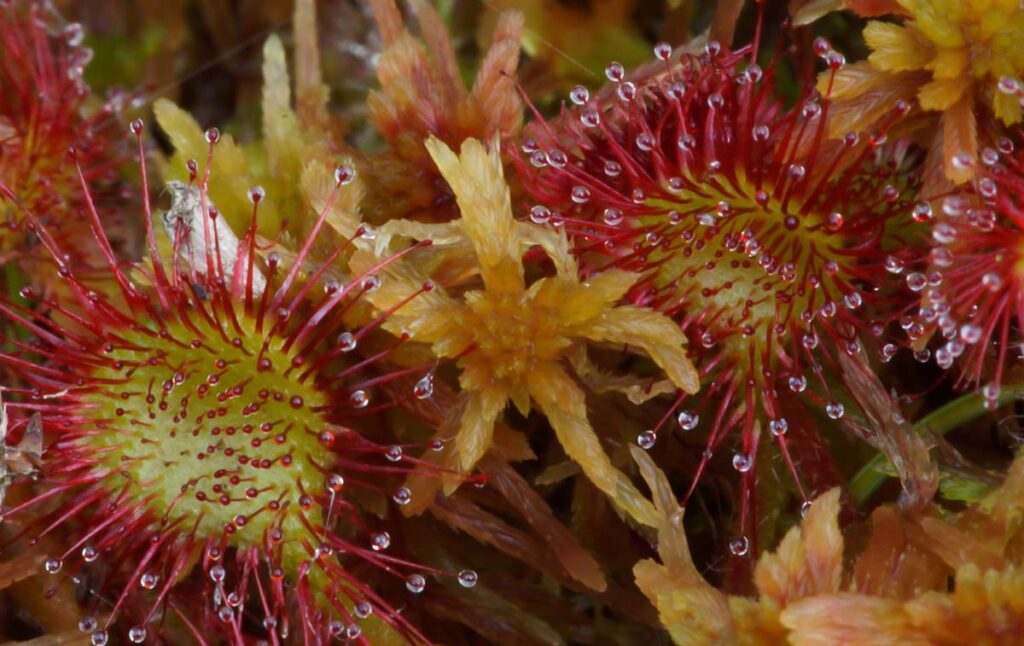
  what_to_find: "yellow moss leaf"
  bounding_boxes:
[631,447,737,643]
[865,22,934,72]
[941,90,978,184]
[781,594,919,645]
[754,489,843,606]
[577,306,700,395]
[528,364,659,527]
[918,74,971,111]
[455,385,508,472]
[424,136,523,295]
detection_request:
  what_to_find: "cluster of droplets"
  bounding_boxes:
[905,139,1022,408]
[0,113,493,644]
[513,32,926,564]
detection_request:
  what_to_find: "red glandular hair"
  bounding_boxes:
[0,1,125,266]
[912,143,1024,404]
[0,124,472,645]
[514,37,920,556]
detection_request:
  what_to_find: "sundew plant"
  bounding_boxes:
[1,0,1024,644]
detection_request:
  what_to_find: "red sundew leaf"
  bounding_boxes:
[482,457,608,591]
[388,372,609,591]
[422,585,564,646]
[429,496,562,578]
[0,551,45,590]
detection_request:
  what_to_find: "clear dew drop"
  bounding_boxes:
[580,109,600,128]
[732,453,753,473]
[337,332,357,352]
[361,274,381,292]
[405,573,426,594]
[335,164,356,185]
[413,373,435,399]
[982,383,1001,401]
[825,402,845,419]
[371,532,391,552]
[960,324,982,344]
[129,627,147,643]
[81,546,98,562]
[768,418,788,437]
[635,132,655,151]
[349,390,369,408]
[79,617,97,633]
[327,473,345,492]
[392,487,412,506]
[935,345,954,369]
[355,602,374,619]
[905,272,927,292]
[346,625,363,639]
[209,565,226,583]
[605,61,625,82]
[800,500,813,518]
[618,81,638,101]
[884,255,905,274]
[789,375,808,393]
[978,177,999,199]
[636,430,657,450]
[675,410,698,430]
[932,223,957,244]
[457,569,479,588]
[530,205,551,225]
[44,558,62,574]
[569,85,590,105]
[64,22,84,46]
[982,272,1003,291]
[728,536,749,557]
[571,185,591,203]
[91,631,109,646]
[602,208,623,226]
[248,185,265,204]
[912,202,933,223]
[385,445,403,462]
[139,572,159,590]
